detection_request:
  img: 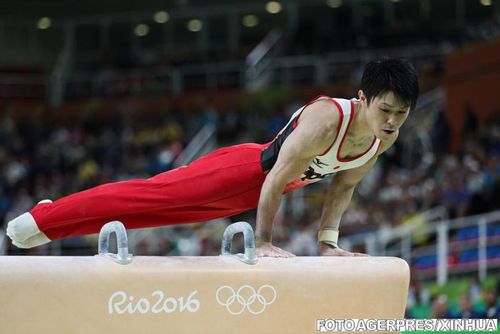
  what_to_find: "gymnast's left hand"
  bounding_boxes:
[255,242,296,258]
[320,244,369,257]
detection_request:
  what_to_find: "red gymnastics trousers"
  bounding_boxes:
[31,143,270,241]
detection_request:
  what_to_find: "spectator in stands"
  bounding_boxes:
[431,295,454,319]
[483,286,499,319]
[441,157,471,218]
[455,293,483,319]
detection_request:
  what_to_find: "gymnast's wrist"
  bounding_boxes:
[255,234,272,246]
[317,228,339,249]
[319,240,339,249]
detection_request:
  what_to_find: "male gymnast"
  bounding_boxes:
[6,58,419,257]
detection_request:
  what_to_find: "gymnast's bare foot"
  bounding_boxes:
[320,244,369,257]
[6,199,52,249]
[255,242,296,257]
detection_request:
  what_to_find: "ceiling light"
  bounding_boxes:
[266,1,282,14]
[37,17,51,30]
[153,11,170,24]
[326,0,342,8]
[242,14,259,28]
[187,19,203,32]
[134,24,150,37]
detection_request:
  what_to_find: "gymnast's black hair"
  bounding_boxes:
[361,58,420,110]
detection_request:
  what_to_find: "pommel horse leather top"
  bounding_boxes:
[0,222,410,334]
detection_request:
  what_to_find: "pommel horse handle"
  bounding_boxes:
[95,221,256,265]
[220,222,258,265]
[97,221,133,265]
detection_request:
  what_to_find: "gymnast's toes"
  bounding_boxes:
[11,232,51,248]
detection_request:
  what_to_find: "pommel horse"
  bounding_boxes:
[0,222,410,333]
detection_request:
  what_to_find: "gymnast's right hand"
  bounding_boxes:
[255,242,296,258]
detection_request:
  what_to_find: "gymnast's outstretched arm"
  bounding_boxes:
[319,134,397,256]
[255,100,340,257]
[318,156,378,256]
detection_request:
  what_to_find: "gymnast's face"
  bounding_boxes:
[359,90,410,140]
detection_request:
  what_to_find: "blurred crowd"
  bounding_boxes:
[0,113,184,227]
[407,277,499,319]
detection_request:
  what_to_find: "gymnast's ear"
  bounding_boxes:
[358,90,367,104]
[358,89,368,108]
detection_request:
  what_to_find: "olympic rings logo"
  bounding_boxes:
[215,285,277,315]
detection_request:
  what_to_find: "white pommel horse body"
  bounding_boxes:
[0,222,410,334]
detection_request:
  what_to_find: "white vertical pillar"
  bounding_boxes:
[437,221,448,285]
[401,236,412,263]
[478,218,487,281]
